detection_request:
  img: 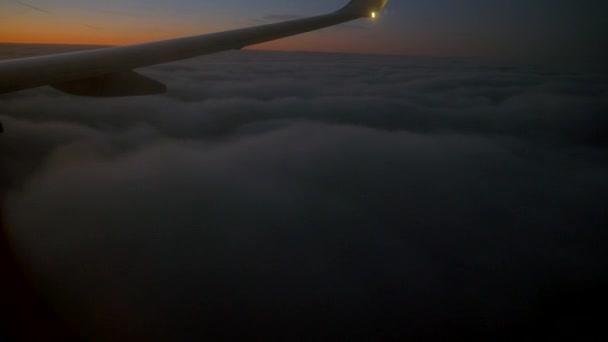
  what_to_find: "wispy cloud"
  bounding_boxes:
[263,13,303,22]
[14,0,52,15]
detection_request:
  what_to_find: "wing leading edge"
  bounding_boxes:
[0,0,388,97]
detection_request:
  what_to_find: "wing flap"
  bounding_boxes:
[52,71,166,97]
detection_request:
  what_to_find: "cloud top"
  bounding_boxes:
[1,49,607,340]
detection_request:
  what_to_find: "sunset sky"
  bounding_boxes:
[1,0,607,60]
[2,2,608,341]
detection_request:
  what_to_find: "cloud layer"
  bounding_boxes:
[1,48,608,340]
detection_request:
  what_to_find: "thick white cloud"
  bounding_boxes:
[1,48,607,340]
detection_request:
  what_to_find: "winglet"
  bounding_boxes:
[338,0,389,18]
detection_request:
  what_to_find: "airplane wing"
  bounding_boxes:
[0,0,388,97]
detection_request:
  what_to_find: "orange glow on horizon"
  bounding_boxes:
[1,22,211,46]
[1,32,170,46]
[0,12,226,46]
[0,13,401,55]
[1,30,379,55]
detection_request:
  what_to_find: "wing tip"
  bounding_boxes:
[339,0,388,18]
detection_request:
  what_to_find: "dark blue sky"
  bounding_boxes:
[1,0,606,60]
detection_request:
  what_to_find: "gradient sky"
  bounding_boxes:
[1,0,607,60]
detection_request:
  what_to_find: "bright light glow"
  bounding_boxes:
[371,12,376,18]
